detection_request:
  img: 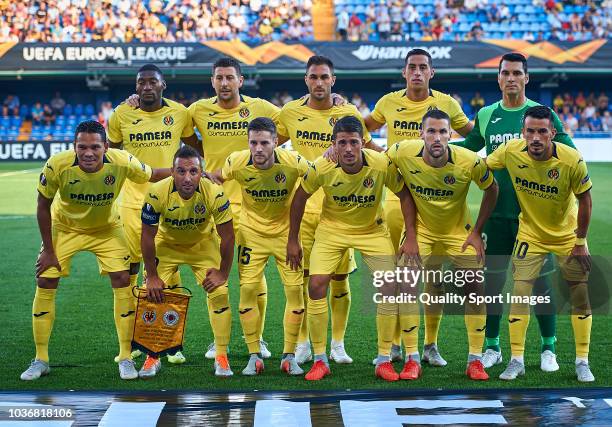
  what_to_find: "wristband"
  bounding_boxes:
[575,237,587,246]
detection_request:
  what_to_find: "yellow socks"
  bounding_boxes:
[32,287,56,363]
[330,277,351,342]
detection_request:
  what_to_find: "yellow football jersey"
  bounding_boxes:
[371,89,469,144]
[387,140,494,238]
[107,98,194,209]
[141,176,232,245]
[277,98,372,213]
[38,148,152,233]
[222,147,310,236]
[371,89,469,203]
[301,149,403,233]
[486,139,592,245]
[189,95,280,204]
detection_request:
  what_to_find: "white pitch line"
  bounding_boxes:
[0,215,31,220]
[0,168,39,178]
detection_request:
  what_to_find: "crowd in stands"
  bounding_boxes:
[335,0,611,42]
[0,0,314,43]
[2,90,610,142]
[553,91,611,133]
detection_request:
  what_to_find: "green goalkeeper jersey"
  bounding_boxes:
[453,98,574,220]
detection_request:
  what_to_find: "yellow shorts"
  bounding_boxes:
[120,205,142,263]
[384,198,403,253]
[156,234,222,285]
[414,232,482,269]
[302,211,355,274]
[40,226,130,278]
[310,224,396,275]
[236,226,302,287]
[512,236,588,282]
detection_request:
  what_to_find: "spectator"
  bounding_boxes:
[553,94,564,112]
[470,92,485,113]
[42,104,55,125]
[588,111,603,131]
[597,91,609,114]
[337,7,349,41]
[470,20,484,40]
[50,91,66,114]
[403,4,420,33]
[583,102,596,119]
[575,91,587,110]
[499,4,510,21]
[603,111,612,131]
[31,102,44,124]
[348,13,363,41]
[564,112,579,134]
[377,13,391,40]
[3,94,20,116]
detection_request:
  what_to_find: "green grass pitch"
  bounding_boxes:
[1,161,610,391]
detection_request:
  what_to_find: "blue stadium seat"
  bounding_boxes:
[510,22,521,31]
[84,104,95,115]
[514,5,524,13]
[19,105,29,118]
[529,22,540,32]
[63,104,73,116]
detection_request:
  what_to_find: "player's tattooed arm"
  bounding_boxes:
[208,169,224,185]
[141,223,165,303]
[35,193,61,277]
[455,121,474,138]
[570,190,593,273]
[203,221,235,292]
[364,114,385,131]
[287,186,310,271]
[463,178,498,263]
[182,134,203,156]
[277,134,290,145]
[395,186,421,267]
[149,168,172,182]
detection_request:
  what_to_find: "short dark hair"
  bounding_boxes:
[523,105,553,125]
[212,57,242,76]
[173,144,202,167]
[74,120,106,143]
[422,109,451,126]
[138,63,164,78]
[306,55,334,74]
[405,48,432,67]
[332,116,363,140]
[248,117,277,137]
[499,52,528,74]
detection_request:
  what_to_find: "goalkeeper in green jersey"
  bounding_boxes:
[453,53,575,371]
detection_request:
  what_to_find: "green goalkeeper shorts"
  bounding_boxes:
[482,216,556,276]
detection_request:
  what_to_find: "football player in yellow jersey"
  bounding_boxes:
[20,121,170,382]
[189,58,280,359]
[140,145,235,378]
[287,116,414,382]
[108,64,198,364]
[276,56,380,365]
[486,106,595,382]
[389,109,498,381]
[211,118,309,376]
[365,48,474,365]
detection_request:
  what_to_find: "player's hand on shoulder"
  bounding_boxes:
[331,93,347,106]
[145,275,165,303]
[123,94,140,108]
[462,230,485,264]
[323,145,338,163]
[35,249,61,277]
[286,239,303,271]
[202,269,227,292]
[569,243,591,273]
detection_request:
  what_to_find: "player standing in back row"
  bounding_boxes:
[453,53,576,371]
[108,64,198,364]
[364,48,473,366]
